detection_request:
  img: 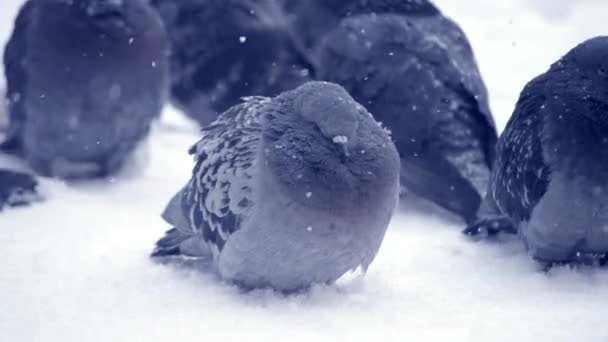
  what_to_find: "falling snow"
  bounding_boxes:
[1,0,608,341]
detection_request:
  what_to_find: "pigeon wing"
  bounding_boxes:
[407,16,498,166]
[318,15,495,222]
[183,96,270,251]
[154,96,269,257]
[491,74,551,224]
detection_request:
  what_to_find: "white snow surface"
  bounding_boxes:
[2,1,608,341]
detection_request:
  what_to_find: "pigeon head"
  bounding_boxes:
[43,0,126,18]
[262,82,400,213]
[564,36,608,85]
[293,81,359,155]
[556,36,608,124]
[37,0,136,36]
[317,15,430,133]
[319,14,415,66]
[567,36,608,73]
[33,0,167,58]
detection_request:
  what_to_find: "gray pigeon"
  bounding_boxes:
[465,37,608,264]
[2,0,170,179]
[149,0,313,126]
[315,4,497,224]
[0,169,39,211]
[152,81,400,291]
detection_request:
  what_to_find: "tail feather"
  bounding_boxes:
[0,134,23,155]
[151,228,192,257]
[0,169,40,210]
[400,153,481,224]
[151,227,211,258]
[161,188,191,231]
[153,188,212,258]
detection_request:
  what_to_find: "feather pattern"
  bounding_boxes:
[181,97,270,252]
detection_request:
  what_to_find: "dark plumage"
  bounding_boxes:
[281,0,440,55]
[465,37,608,264]
[0,169,39,211]
[2,0,169,179]
[149,0,313,126]
[313,1,497,223]
[152,81,400,291]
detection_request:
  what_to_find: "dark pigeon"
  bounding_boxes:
[314,2,497,224]
[152,81,401,291]
[0,169,40,211]
[3,0,170,179]
[149,0,313,126]
[465,36,608,264]
[281,0,439,56]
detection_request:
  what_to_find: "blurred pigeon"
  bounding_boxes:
[152,81,400,291]
[149,0,314,126]
[0,169,39,211]
[2,0,170,179]
[465,37,608,264]
[281,0,439,55]
[315,4,497,224]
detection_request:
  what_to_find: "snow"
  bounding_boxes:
[2,1,608,341]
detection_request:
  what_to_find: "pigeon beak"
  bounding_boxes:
[332,135,350,157]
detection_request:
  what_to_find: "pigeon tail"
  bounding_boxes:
[154,188,211,258]
[400,153,481,224]
[151,228,190,257]
[161,188,190,231]
[0,169,40,211]
[151,228,212,258]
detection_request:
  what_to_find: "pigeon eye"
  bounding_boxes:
[599,67,608,77]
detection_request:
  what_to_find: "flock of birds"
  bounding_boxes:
[0,0,608,292]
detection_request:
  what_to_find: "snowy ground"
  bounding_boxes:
[2,1,608,341]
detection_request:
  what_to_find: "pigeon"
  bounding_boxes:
[2,0,170,179]
[464,36,608,264]
[149,0,314,126]
[281,0,440,56]
[152,81,400,291]
[314,2,498,224]
[0,169,40,211]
